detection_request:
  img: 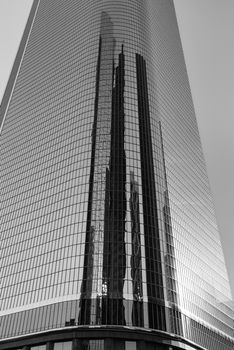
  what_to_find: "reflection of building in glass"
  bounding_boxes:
[102,44,126,325]
[129,171,143,327]
[80,13,126,326]
[135,53,166,331]
[0,1,233,350]
[79,11,116,326]
[159,122,183,336]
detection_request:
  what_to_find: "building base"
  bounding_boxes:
[0,326,207,350]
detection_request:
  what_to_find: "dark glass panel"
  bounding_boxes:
[125,342,136,350]
[135,53,165,330]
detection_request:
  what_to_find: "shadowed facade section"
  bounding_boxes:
[79,14,126,326]
[102,45,126,325]
[136,53,166,330]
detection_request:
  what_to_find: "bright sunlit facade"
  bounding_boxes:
[0,1,233,350]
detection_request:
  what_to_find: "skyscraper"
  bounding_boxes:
[0,0,233,349]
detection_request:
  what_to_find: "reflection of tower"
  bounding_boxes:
[129,171,144,327]
[159,122,183,335]
[163,190,183,334]
[136,54,166,330]
[102,45,126,325]
[79,12,115,325]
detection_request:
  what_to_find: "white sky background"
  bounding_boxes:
[0,0,233,299]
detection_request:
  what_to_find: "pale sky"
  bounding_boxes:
[0,0,233,299]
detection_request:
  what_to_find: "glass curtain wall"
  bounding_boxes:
[1,1,233,349]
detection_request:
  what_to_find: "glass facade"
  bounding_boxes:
[0,1,233,349]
